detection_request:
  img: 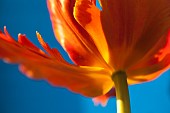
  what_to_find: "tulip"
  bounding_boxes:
[0,0,170,113]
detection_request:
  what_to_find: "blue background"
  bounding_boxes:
[0,0,170,113]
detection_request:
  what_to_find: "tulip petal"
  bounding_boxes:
[73,0,109,63]
[99,0,170,70]
[18,33,42,52]
[127,31,170,83]
[0,29,113,97]
[47,0,108,68]
[127,66,169,85]
[36,32,68,63]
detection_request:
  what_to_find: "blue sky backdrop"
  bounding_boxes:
[0,0,170,113]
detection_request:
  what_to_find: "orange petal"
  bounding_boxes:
[127,35,170,85]
[128,54,170,76]
[126,29,170,83]
[99,0,170,70]
[73,0,109,64]
[127,66,170,85]
[47,0,108,68]
[36,31,68,63]
[3,26,16,42]
[0,29,113,97]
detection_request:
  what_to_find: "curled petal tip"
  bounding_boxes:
[36,31,43,42]
[36,32,43,42]
[4,26,8,33]
[92,88,116,107]
[18,33,22,36]
[92,97,107,107]
[36,31,39,34]
[36,31,41,38]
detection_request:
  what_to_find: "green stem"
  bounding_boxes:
[112,71,131,113]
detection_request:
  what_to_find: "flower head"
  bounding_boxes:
[0,0,170,106]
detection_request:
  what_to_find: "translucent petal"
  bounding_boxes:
[73,0,109,63]
[0,29,113,97]
[47,0,108,68]
[99,0,170,71]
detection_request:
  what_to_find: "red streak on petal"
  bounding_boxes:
[64,43,89,65]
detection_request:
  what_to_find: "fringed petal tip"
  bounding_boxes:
[0,27,114,97]
[92,95,109,107]
[92,88,116,107]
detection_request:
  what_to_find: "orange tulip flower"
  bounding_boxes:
[0,0,170,110]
